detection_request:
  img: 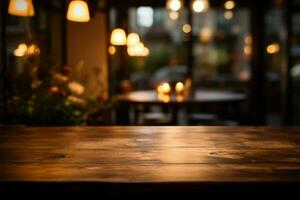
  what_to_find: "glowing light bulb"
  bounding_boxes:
[175,82,184,94]
[266,43,280,54]
[224,10,233,20]
[8,0,35,16]
[182,24,192,33]
[67,0,90,22]
[127,33,140,47]
[110,28,127,46]
[192,0,209,13]
[169,11,179,20]
[224,0,235,10]
[167,0,182,12]
[108,46,116,55]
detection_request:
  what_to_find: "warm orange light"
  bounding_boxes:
[182,24,192,33]
[158,93,171,103]
[224,0,235,10]
[108,45,116,55]
[244,35,252,45]
[26,44,40,55]
[166,0,182,12]
[192,0,209,13]
[244,46,252,56]
[127,42,149,57]
[176,95,184,102]
[127,33,140,47]
[157,82,171,94]
[266,43,280,54]
[18,43,28,52]
[110,28,127,46]
[224,10,233,20]
[168,11,179,20]
[175,82,184,94]
[67,0,90,22]
[8,0,35,17]
[199,27,213,42]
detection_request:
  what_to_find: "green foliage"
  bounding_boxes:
[7,65,91,126]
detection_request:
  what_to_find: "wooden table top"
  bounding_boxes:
[0,126,300,183]
[117,90,246,104]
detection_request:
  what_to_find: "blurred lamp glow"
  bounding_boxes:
[110,28,127,46]
[200,27,213,42]
[182,24,192,33]
[175,82,184,93]
[169,11,179,20]
[224,11,233,20]
[244,46,252,56]
[166,0,182,12]
[224,0,235,10]
[67,0,90,22]
[192,0,209,13]
[8,0,35,16]
[244,35,252,45]
[18,43,28,52]
[127,33,140,47]
[108,46,116,55]
[14,43,28,57]
[267,43,280,54]
[127,42,149,57]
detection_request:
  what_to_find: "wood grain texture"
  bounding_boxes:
[0,126,300,183]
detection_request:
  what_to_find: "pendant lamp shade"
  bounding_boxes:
[8,0,35,17]
[67,0,90,22]
[110,28,127,46]
[127,33,140,47]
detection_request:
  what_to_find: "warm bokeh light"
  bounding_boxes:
[224,0,235,10]
[14,43,40,57]
[157,82,171,94]
[182,24,192,33]
[67,0,90,22]
[244,35,252,45]
[8,0,35,17]
[192,0,209,13]
[244,46,252,56]
[127,42,149,57]
[158,93,171,103]
[110,28,127,46]
[108,45,116,55]
[175,82,184,94]
[18,43,28,52]
[166,0,182,12]
[266,43,280,54]
[127,33,140,47]
[142,47,150,56]
[14,49,25,57]
[168,11,179,20]
[199,27,213,43]
[224,10,234,20]
[26,44,40,55]
[176,95,184,102]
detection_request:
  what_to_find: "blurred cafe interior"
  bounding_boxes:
[0,0,300,126]
[1,1,300,199]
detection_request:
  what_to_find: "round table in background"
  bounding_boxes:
[117,89,246,124]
